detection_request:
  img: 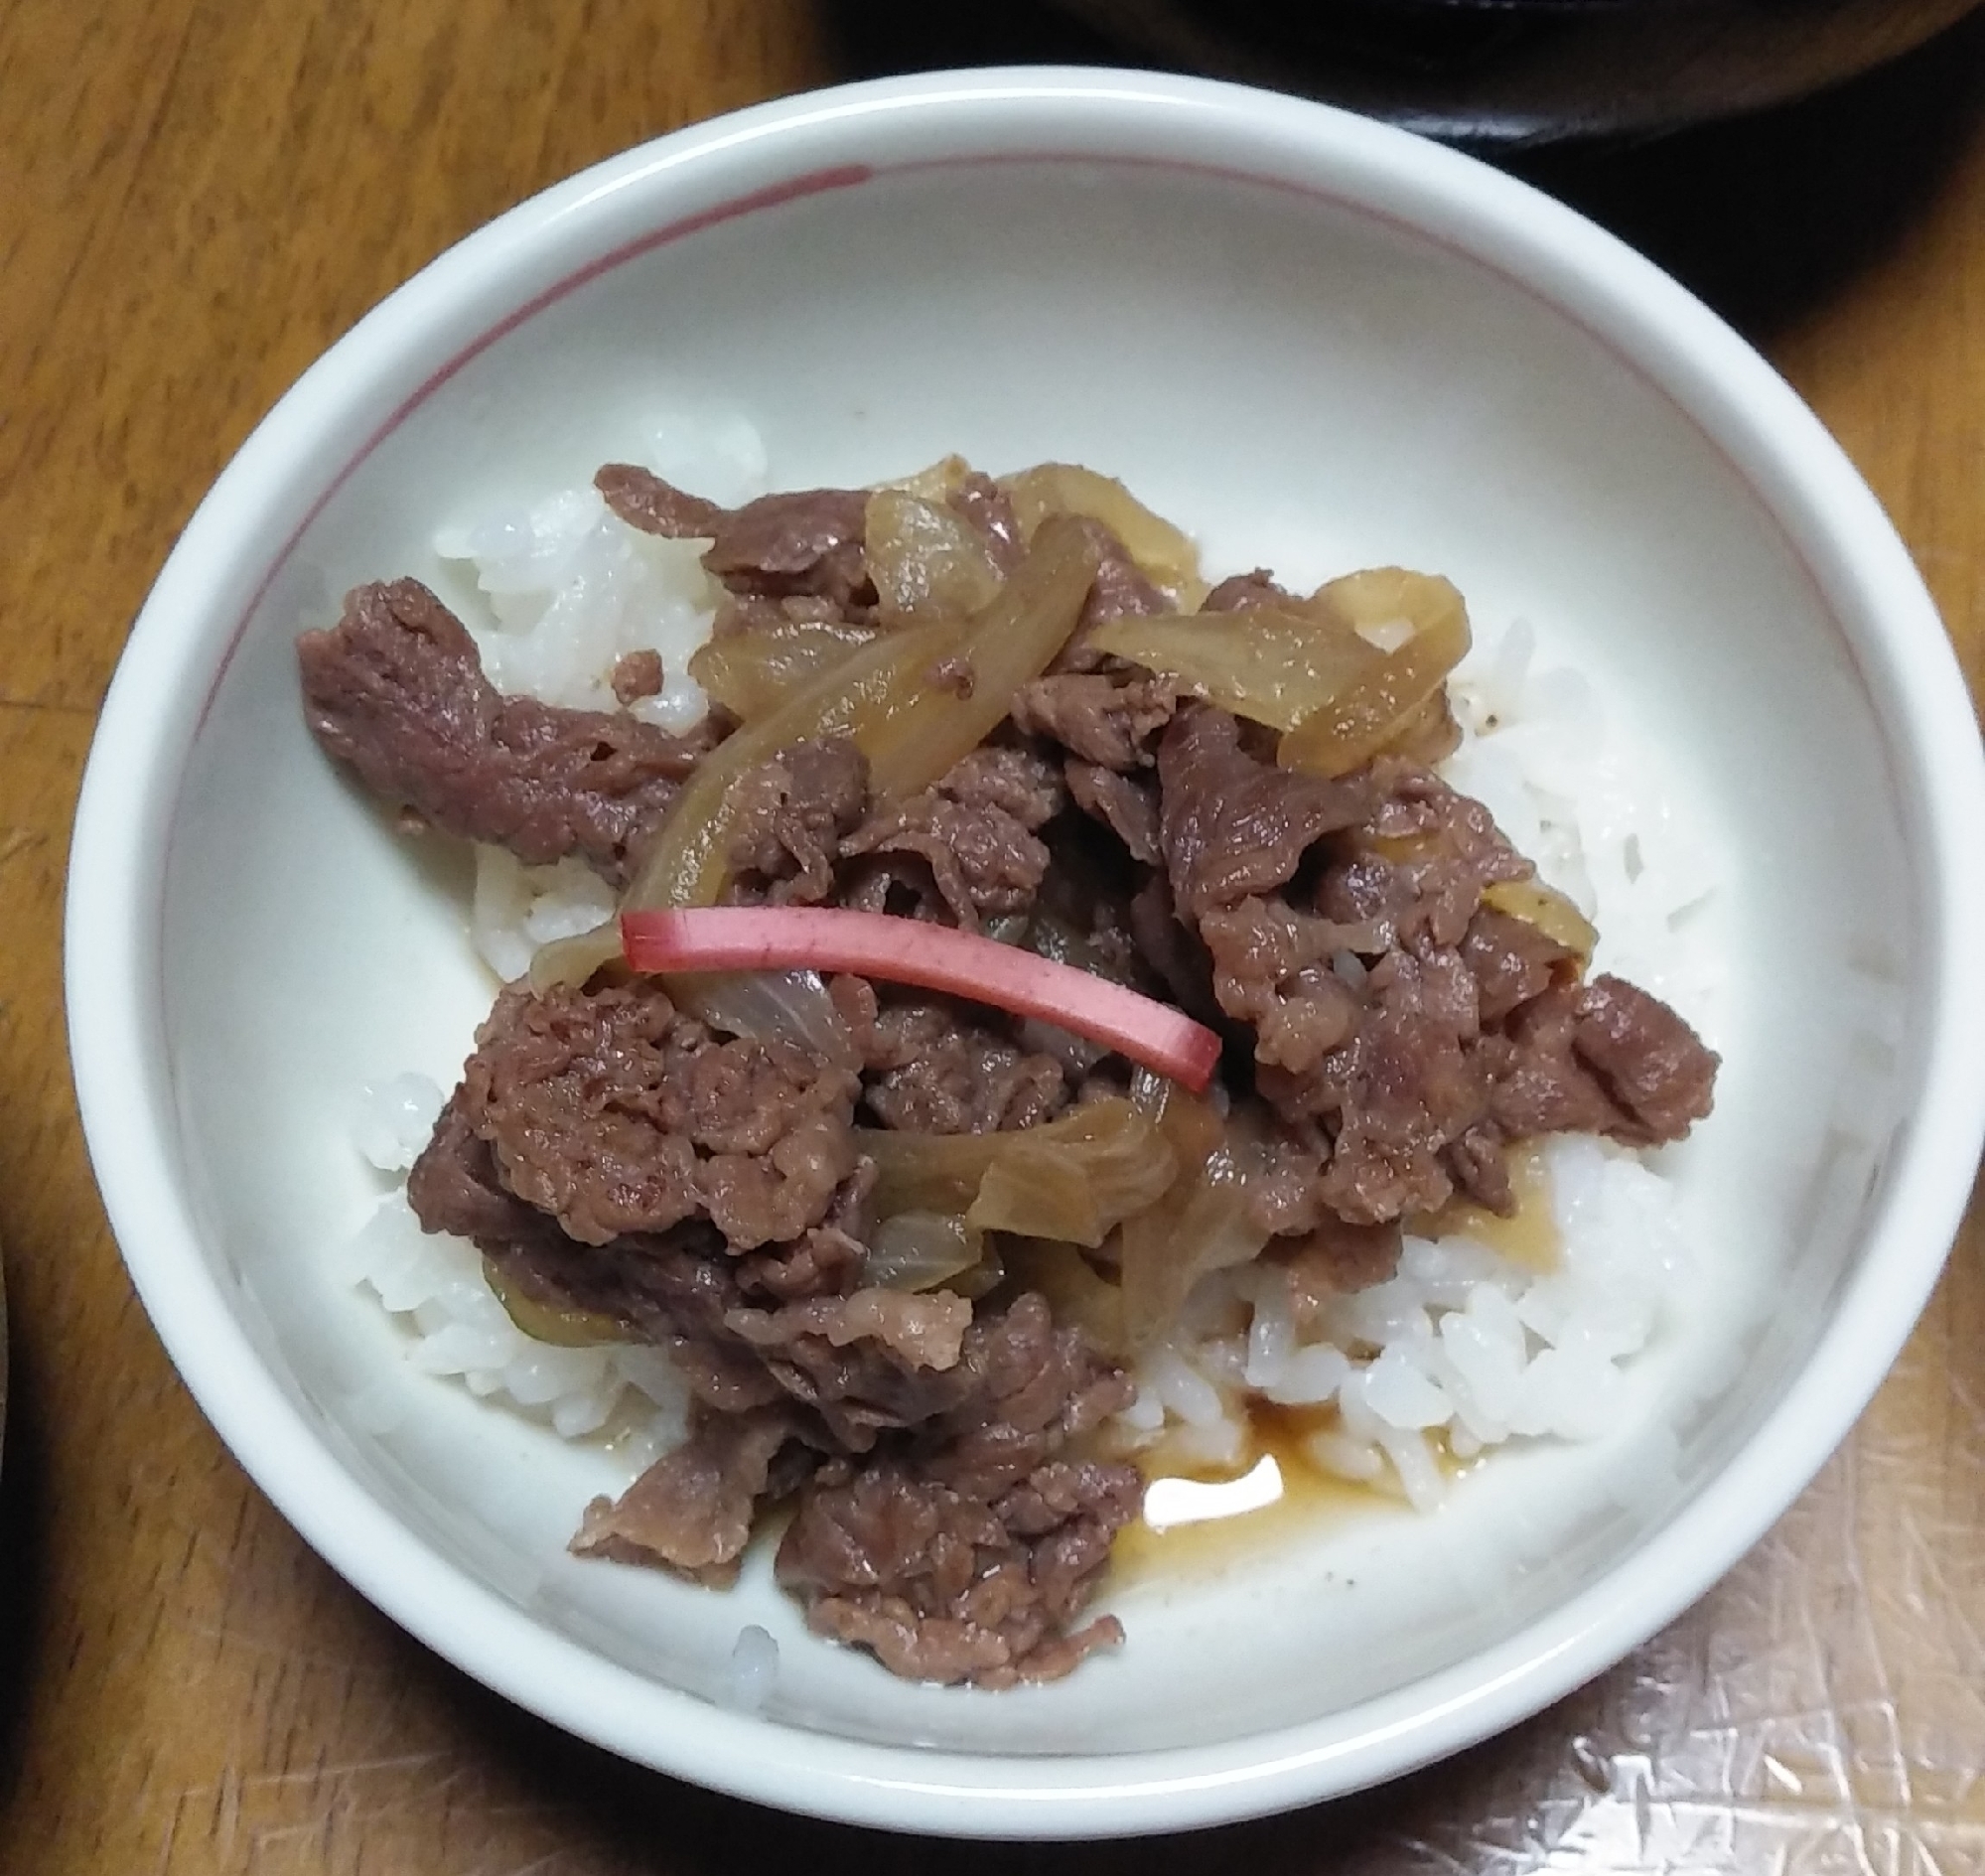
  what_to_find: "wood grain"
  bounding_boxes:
[1,3,1979,1870]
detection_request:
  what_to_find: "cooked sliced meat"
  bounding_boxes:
[1064,760,1161,867]
[1462,906,1579,1025]
[1570,973,1720,1140]
[298,579,710,885]
[1204,568,1296,611]
[727,736,872,905]
[776,1294,1139,1686]
[597,464,873,613]
[611,648,664,704]
[1157,704,1370,922]
[594,463,727,536]
[572,1406,801,1584]
[840,746,1064,931]
[844,988,1069,1135]
[447,979,860,1250]
[1074,517,1169,629]
[1010,670,1180,773]
[726,1288,973,1372]
[1491,974,1719,1147]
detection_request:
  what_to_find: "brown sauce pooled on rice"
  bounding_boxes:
[298,456,1718,1687]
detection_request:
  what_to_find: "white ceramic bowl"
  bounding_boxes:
[67,69,1985,1838]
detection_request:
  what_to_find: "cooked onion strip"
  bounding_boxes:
[621,907,1223,1090]
[1002,463,1205,604]
[485,1262,628,1347]
[1087,604,1382,732]
[860,1098,1178,1248]
[863,489,1005,627]
[1482,877,1598,964]
[687,616,880,721]
[1278,568,1471,777]
[1117,1083,1270,1349]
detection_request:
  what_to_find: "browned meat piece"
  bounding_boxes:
[610,648,665,704]
[298,579,711,886]
[1064,760,1161,866]
[1317,757,1532,951]
[847,990,1069,1135]
[1010,670,1180,772]
[1204,568,1296,611]
[840,746,1064,932]
[597,464,873,613]
[1571,974,1720,1140]
[1074,516,1169,629]
[406,1092,586,1263]
[1262,1215,1405,1327]
[448,979,861,1250]
[1126,875,1224,1031]
[1491,974,1718,1147]
[1303,1004,1488,1225]
[1444,1119,1515,1214]
[1462,906,1580,1025]
[940,744,1066,827]
[572,1406,800,1584]
[1197,895,1364,1076]
[1157,705,1370,922]
[417,1129,1003,1451]
[594,464,726,536]
[776,1294,1140,1686]
[727,1288,973,1372]
[726,736,871,905]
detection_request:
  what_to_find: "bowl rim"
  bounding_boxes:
[65,65,1985,1839]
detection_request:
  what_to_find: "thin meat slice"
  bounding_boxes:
[1491,974,1719,1147]
[298,579,710,886]
[573,1406,801,1584]
[776,1294,1140,1686]
[452,979,861,1250]
[597,464,873,613]
[1064,760,1162,867]
[1204,568,1296,611]
[1010,670,1179,772]
[840,747,1064,931]
[727,736,872,905]
[726,1288,973,1372]
[1158,704,1371,922]
[847,989,1069,1136]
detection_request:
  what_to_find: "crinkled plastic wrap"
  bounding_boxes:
[1304,1183,1985,1876]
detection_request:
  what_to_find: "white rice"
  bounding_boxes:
[341,435,1720,1518]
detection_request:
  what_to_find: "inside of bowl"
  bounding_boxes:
[161,154,1913,1756]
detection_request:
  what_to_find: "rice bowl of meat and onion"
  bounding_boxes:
[65,69,1985,1837]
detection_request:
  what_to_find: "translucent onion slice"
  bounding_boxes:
[484,1261,628,1347]
[1002,462,1205,603]
[1277,569,1472,778]
[1116,1083,1270,1349]
[859,1097,1178,1249]
[863,1212,987,1292]
[1086,604,1383,733]
[687,617,880,721]
[671,964,859,1070]
[863,489,1005,627]
[873,454,972,503]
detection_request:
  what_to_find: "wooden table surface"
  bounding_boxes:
[3,5,1982,1871]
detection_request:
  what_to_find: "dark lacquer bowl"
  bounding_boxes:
[1049,0,1981,141]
